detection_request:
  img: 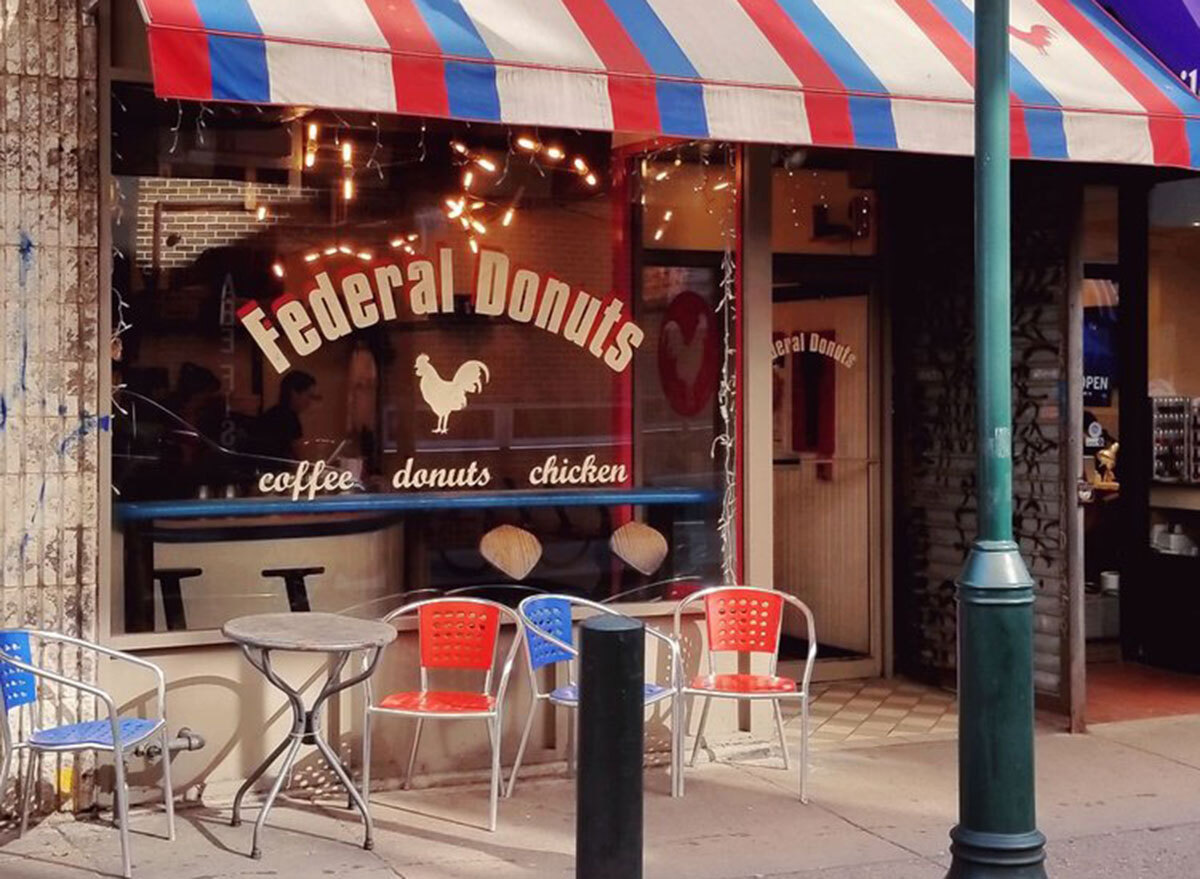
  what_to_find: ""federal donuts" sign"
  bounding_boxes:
[238,247,644,375]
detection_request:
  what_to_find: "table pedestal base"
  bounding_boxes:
[229,646,381,859]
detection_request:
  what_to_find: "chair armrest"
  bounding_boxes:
[31,632,167,721]
[0,654,120,722]
[492,604,527,707]
[643,626,683,690]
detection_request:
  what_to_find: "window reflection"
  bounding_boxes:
[110,85,734,634]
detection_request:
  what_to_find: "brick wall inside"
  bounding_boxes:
[133,177,320,269]
[1,0,101,813]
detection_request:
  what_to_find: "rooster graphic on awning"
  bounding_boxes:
[1010,24,1056,55]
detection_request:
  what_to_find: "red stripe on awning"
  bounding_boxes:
[895,0,1032,158]
[363,0,451,117]
[560,0,661,133]
[1037,0,1189,167]
[737,0,854,146]
[142,0,212,100]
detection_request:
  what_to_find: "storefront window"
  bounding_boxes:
[109,86,738,636]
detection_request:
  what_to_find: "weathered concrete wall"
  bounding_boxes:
[0,0,101,812]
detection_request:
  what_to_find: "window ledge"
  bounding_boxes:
[106,601,705,652]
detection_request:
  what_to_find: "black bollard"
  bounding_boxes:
[577,614,644,879]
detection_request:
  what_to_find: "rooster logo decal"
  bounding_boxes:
[414,354,490,434]
[1010,24,1055,55]
[657,291,719,417]
[663,313,709,411]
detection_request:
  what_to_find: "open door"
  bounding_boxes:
[772,291,882,680]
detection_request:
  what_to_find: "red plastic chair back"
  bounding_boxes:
[703,588,784,654]
[418,600,502,670]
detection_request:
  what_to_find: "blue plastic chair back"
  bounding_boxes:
[0,631,36,711]
[523,597,574,670]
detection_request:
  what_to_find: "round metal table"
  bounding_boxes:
[222,612,396,859]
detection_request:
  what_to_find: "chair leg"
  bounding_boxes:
[688,697,712,768]
[487,716,501,833]
[772,701,790,771]
[113,748,134,879]
[800,696,810,805]
[159,728,176,841]
[505,699,538,799]
[566,707,579,777]
[403,718,424,791]
[18,751,37,837]
[669,693,681,798]
[0,746,12,819]
[362,709,373,804]
[677,695,692,797]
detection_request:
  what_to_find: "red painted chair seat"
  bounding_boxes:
[689,673,798,694]
[378,690,496,713]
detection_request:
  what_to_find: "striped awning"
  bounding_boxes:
[139,0,1200,169]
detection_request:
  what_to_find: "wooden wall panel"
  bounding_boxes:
[772,296,873,654]
[774,462,871,652]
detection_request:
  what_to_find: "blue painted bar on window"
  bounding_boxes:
[116,487,720,521]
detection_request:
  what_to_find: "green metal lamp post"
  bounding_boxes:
[946,0,1048,876]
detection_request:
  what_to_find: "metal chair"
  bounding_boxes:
[506,595,681,798]
[361,597,522,831]
[673,586,817,801]
[0,630,175,878]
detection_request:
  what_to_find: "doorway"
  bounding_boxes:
[1079,182,1200,726]
[772,286,884,681]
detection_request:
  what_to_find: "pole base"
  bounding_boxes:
[945,827,1047,879]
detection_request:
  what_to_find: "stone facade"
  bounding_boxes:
[0,0,101,812]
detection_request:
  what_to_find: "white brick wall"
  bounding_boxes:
[0,0,100,814]
[134,177,320,269]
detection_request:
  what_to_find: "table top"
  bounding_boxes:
[222,612,397,652]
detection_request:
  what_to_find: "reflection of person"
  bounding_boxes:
[254,371,318,460]
[166,363,223,440]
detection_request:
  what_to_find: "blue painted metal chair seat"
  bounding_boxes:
[28,717,163,749]
[549,682,671,705]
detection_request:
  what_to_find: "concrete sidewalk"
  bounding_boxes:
[3,713,1200,878]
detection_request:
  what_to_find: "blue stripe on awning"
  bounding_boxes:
[413,0,502,121]
[193,0,270,102]
[654,81,709,137]
[604,0,709,136]
[1073,0,1200,168]
[208,36,271,102]
[192,0,259,33]
[772,0,898,150]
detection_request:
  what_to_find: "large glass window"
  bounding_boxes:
[109,85,738,635]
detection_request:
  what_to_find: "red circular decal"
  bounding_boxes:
[658,290,719,417]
